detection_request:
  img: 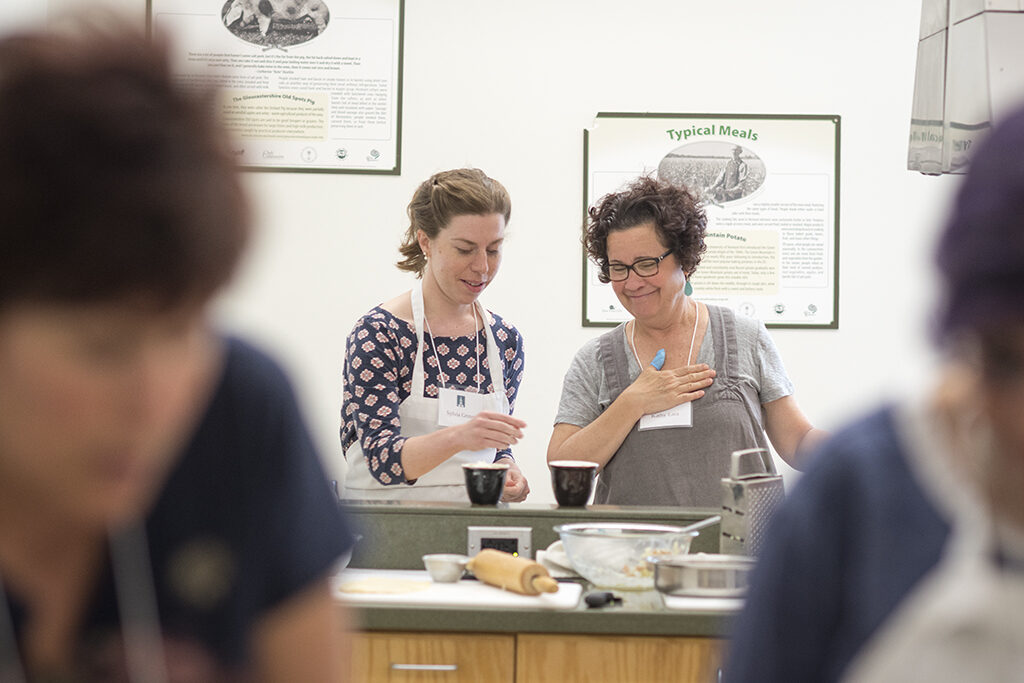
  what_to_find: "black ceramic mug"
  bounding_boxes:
[462,462,509,505]
[549,460,599,506]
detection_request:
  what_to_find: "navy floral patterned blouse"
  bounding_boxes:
[341,306,525,485]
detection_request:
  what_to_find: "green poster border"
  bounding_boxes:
[146,0,405,175]
[582,112,841,330]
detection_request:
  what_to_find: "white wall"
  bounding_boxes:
[52,0,960,502]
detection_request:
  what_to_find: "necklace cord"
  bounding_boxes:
[629,301,700,369]
[424,303,483,393]
[0,524,169,683]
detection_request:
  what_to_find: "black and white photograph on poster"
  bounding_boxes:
[149,0,403,173]
[583,113,840,328]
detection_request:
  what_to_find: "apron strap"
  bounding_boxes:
[599,324,631,398]
[708,304,736,385]
[410,282,427,396]
[475,299,508,407]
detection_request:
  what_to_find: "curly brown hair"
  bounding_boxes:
[585,176,706,283]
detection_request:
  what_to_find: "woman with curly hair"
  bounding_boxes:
[547,176,824,506]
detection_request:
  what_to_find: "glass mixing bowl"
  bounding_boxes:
[553,522,699,590]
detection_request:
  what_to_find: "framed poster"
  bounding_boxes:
[583,113,840,329]
[148,0,404,174]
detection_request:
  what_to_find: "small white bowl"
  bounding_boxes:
[422,554,470,582]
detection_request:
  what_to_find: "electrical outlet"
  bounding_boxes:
[467,526,532,559]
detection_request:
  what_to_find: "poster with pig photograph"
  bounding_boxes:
[150,0,403,173]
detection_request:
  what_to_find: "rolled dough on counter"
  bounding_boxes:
[337,577,432,595]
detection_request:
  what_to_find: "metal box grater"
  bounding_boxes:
[720,448,786,556]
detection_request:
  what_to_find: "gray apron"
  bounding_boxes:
[594,304,769,507]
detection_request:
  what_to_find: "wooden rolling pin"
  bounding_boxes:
[466,549,559,595]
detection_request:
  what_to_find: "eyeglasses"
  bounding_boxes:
[601,250,673,283]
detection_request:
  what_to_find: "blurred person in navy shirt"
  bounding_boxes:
[0,17,354,682]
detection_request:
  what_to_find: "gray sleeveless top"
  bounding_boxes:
[594,305,770,507]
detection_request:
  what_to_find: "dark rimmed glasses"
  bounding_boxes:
[600,249,673,283]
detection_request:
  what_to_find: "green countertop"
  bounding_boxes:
[340,501,736,638]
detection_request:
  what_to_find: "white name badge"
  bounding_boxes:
[638,402,693,431]
[437,387,493,426]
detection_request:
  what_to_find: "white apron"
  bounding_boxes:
[842,399,1024,683]
[842,518,1024,683]
[342,282,509,502]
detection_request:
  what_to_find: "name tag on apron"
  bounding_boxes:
[437,387,491,425]
[639,402,693,430]
[437,387,503,463]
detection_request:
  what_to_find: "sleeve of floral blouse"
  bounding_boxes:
[343,317,411,485]
[492,318,525,463]
[503,321,525,413]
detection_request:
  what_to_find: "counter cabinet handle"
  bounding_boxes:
[390,663,459,672]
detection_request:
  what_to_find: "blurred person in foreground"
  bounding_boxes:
[724,105,1024,682]
[0,19,354,682]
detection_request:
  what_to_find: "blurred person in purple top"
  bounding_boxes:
[724,104,1024,683]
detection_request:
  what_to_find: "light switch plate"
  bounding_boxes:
[467,526,533,559]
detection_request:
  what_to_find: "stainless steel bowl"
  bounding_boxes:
[553,522,699,590]
[647,553,756,597]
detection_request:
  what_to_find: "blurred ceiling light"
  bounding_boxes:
[909,0,1024,175]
